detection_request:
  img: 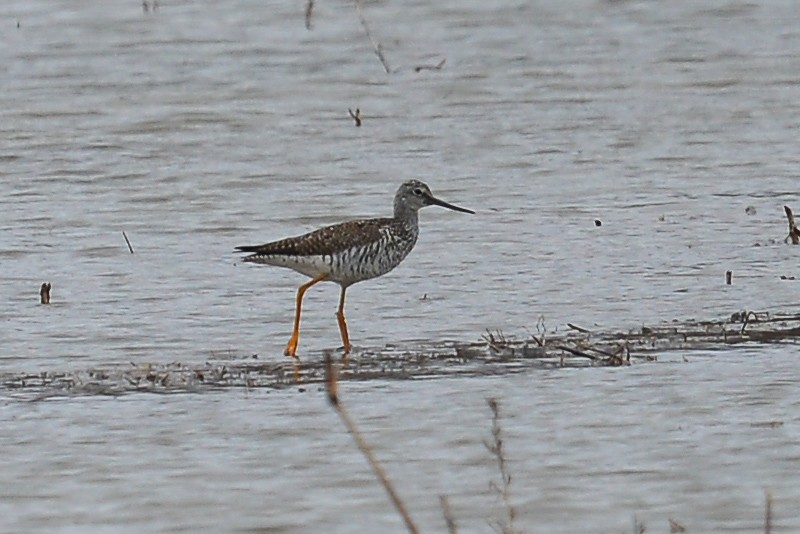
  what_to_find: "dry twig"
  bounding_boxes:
[482,330,510,353]
[440,495,458,534]
[784,206,800,245]
[485,398,519,534]
[529,315,547,346]
[764,490,773,534]
[668,518,686,532]
[414,58,446,72]
[553,344,599,361]
[122,231,135,254]
[304,0,314,29]
[348,108,362,127]
[40,282,51,304]
[567,322,591,333]
[740,310,760,335]
[353,0,391,73]
[324,354,419,534]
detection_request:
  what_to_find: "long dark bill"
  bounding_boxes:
[427,194,475,214]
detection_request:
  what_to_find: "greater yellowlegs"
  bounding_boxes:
[236,180,474,358]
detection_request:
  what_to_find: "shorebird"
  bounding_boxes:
[236,180,474,358]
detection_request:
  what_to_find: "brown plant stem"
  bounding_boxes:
[324,354,419,534]
[122,231,135,254]
[486,398,518,534]
[353,0,390,73]
[40,282,51,304]
[784,205,799,244]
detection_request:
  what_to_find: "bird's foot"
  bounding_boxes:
[284,336,300,359]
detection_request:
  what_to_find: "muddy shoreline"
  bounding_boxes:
[3,310,799,399]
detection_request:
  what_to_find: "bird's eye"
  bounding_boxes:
[412,188,424,196]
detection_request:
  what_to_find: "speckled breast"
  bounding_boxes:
[329,225,418,286]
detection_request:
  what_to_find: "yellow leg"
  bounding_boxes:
[285,273,328,358]
[336,285,352,357]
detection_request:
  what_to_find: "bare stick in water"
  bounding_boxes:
[348,108,362,127]
[40,282,51,304]
[486,398,519,534]
[439,495,458,534]
[669,518,687,532]
[414,58,446,72]
[784,206,800,244]
[764,490,773,534]
[324,354,418,534]
[353,0,391,73]
[122,231,135,254]
[304,0,314,29]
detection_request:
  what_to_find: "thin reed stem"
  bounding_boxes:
[325,354,418,534]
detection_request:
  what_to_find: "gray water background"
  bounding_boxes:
[1,0,799,532]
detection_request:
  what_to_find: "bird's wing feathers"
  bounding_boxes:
[236,218,392,258]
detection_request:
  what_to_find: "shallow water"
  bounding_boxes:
[2,0,800,532]
[2,349,798,533]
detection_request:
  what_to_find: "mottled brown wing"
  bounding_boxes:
[236,218,391,258]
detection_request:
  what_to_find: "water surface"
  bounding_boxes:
[2,0,800,531]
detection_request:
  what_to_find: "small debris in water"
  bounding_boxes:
[594,219,602,227]
[749,421,783,429]
[784,205,800,245]
[745,206,757,215]
[413,58,446,73]
[305,0,314,29]
[567,323,591,333]
[122,231,135,254]
[348,108,362,127]
[40,282,51,304]
[726,270,732,285]
[669,518,687,533]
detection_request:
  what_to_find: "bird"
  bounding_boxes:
[236,180,474,359]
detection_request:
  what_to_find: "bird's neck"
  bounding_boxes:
[393,202,419,226]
